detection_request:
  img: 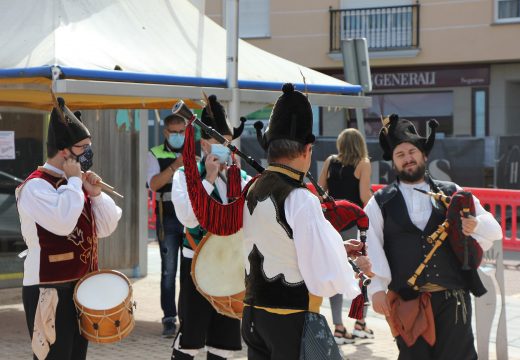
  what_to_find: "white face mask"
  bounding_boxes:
[210,144,231,164]
[168,133,185,149]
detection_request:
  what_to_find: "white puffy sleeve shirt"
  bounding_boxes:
[17,166,122,239]
[286,188,361,299]
[365,181,503,299]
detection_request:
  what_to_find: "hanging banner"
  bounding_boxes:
[240,136,487,187]
[497,136,520,190]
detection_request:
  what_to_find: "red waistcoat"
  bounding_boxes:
[21,169,98,283]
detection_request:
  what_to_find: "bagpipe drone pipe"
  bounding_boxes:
[406,189,485,297]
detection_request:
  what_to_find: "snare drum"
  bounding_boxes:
[191,230,245,319]
[73,269,135,343]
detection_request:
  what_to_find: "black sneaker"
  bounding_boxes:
[162,317,177,338]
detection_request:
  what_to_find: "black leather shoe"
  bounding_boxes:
[162,318,177,338]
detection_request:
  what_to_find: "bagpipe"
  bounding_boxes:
[407,188,484,291]
[305,180,370,320]
[172,100,371,319]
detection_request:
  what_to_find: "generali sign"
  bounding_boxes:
[371,66,490,89]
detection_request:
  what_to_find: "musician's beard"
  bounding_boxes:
[395,162,426,183]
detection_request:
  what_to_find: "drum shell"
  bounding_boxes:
[73,270,135,343]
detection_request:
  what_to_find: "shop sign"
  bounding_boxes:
[371,67,490,89]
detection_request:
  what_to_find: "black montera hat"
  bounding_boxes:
[255,83,315,150]
[47,97,90,150]
[379,114,438,161]
[200,95,245,140]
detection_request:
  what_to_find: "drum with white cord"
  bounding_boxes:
[73,269,135,343]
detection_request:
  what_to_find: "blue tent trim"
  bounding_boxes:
[238,79,361,94]
[0,66,53,78]
[0,66,362,94]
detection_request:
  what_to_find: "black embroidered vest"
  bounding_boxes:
[374,179,486,299]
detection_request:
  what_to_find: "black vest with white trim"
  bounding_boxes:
[244,165,316,311]
[374,179,486,299]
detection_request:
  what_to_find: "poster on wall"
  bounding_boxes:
[0,131,15,160]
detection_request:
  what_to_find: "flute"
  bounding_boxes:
[97,180,124,199]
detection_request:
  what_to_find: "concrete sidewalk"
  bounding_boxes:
[1,242,519,359]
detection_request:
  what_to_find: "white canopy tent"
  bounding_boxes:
[0,0,370,277]
[0,0,370,111]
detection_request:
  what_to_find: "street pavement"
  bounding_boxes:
[1,242,520,359]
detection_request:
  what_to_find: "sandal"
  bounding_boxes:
[352,320,374,339]
[333,327,355,345]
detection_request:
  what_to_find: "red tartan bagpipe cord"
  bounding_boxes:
[307,184,371,320]
[445,191,483,268]
[182,122,256,236]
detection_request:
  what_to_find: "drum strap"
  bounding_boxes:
[185,230,199,251]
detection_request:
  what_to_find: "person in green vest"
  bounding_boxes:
[171,95,249,360]
[147,114,186,337]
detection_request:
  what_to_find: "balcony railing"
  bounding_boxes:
[329,4,420,52]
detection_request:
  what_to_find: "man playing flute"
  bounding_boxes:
[16,98,122,359]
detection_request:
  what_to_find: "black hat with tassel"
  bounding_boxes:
[379,114,438,161]
[255,83,315,150]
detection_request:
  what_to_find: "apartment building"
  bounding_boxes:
[204,0,520,139]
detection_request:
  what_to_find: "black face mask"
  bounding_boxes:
[71,146,94,172]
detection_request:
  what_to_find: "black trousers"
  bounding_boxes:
[396,290,477,360]
[241,306,305,360]
[22,284,88,360]
[175,255,242,352]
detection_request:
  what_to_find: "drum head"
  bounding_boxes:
[194,230,245,297]
[76,271,129,310]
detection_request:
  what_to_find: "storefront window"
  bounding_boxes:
[352,92,453,137]
[0,111,45,284]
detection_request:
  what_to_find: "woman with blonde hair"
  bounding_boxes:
[318,127,373,344]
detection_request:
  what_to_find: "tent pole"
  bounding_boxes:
[225,0,240,132]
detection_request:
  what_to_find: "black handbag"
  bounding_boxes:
[299,312,343,360]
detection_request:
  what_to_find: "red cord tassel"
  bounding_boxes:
[182,123,257,235]
[227,155,241,201]
[348,293,365,320]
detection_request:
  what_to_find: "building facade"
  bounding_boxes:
[204,0,520,138]
[202,0,520,190]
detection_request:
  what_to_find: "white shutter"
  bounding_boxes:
[238,0,270,38]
